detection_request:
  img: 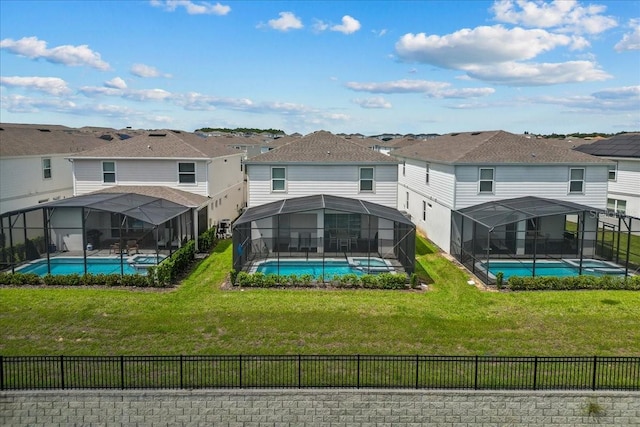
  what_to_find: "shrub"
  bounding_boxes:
[507,274,640,291]
[198,227,218,253]
[495,271,504,290]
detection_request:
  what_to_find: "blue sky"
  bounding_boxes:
[1,1,639,135]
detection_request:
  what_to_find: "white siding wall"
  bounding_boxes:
[247,164,398,208]
[454,164,609,210]
[206,154,246,226]
[73,159,208,197]
[0,155,74,214]
[608,159,640,218]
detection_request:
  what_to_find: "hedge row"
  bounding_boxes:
[506,274,640,291]
[232,271,413,290]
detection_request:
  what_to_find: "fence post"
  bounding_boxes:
[180,355,184,389]
[415,355,419,389]
[357,355,360,389]
[592,356,598,391]
[60,355,64,390]
[298,354,301,389]
[239,355,242,389]
[120,356,125,390]
[474,355,478,390]
[533,356,538,390]
[0,355,4,391]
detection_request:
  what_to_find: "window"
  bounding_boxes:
[422,200,426,221]
[359,167,374,192]
[425,162,430,184]
[569,168,584,193]
[607,198,626,214]
[608,162,617,181]
[178,162,196,184]
[479,168,494,193]
[42,158,51,179]
[406,192,409,209]
[102,161,116,183]
[402,161,406,176]
[271,167,286,192]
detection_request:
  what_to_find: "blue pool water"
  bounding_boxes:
[256,260,365,278]
[482,259,627,280]
[17,257,142,276]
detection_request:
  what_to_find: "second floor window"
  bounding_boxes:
[102,161,116,183]
[359,167,374,192]
[569,168,584,193]
[178,162,196,184]
[608,163,617,181]
[422,200,426,221]
[479,168,494,193]
[271,167,286,192]
[42,158,52,179]
[425,162,430,184]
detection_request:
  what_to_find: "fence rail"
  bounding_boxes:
[1,355,639,391]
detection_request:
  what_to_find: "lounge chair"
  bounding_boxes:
[126,240,139,255]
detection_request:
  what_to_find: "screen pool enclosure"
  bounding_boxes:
[232,194,416,278]
[0,192,199,276]
[450,196,638,284]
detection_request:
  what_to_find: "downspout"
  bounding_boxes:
[578,211,586,275]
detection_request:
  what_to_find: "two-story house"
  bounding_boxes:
[233,131,415,275]
[0,124,111,214]
[574,133,640,220]
[392,130,612,266]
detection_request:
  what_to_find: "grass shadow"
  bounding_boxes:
[416,236,435,256]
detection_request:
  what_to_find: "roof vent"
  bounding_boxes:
[149,133,167,137]
[471,132,482,135]
[38,128,51,132]
[451,133,459,136]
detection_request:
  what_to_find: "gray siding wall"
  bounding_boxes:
[2,390,638,427]
[247,164,398,208]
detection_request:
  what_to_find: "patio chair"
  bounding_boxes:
[109,242,121,254]
[126,240,139,255]
[288,232,299,251]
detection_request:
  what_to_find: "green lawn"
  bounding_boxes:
[1,238,639,356]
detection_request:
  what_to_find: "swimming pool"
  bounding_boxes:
[15,256,164,276]
[479,259,628,280]
[252,258,393,279]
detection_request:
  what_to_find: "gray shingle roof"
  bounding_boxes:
[574,133,640,158]
[0,123,112,157]
[245,130,398,164]
[71,130,241,159]
[391,130,611,164]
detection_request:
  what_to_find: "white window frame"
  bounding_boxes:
[359,167,374,193]
[178,162,196,184]
[102,161,116,184]
[425,162,430,184]
[569,168,585,194]
[608,162,617,181]
[271,167,286,192]
[607,198,626,214]
[42,158,52,180]
[478,168,494,194]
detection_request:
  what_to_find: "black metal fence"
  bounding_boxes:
[1,355,638,391]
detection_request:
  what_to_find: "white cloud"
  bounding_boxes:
[105,77,127,90]
[331,15,361,34]
[346,79,495,99]
[266,12,303,31]
[615,19,640,52]
[346,79,450,94]
[150,0,231,15]
[372,29,388,37]
[592,85,640,101]
[530,85,640,112]
[0,76,71,95]
[1,94,77,113]
[130,63,170,78]
[395,26,577,68]
[124,88,173,101]
[465,60,611,86]
[312,19,329,33]
[79,86,123,97]
[491,0,617,35]
[0,36,110,70]
[352,97,392,109]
